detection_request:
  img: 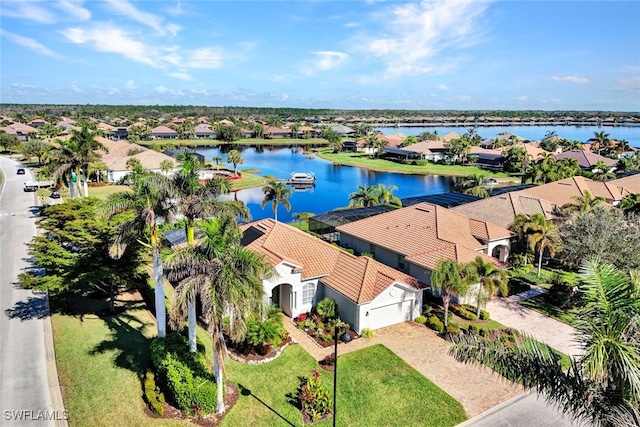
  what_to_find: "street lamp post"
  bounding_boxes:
[333,325,338,427]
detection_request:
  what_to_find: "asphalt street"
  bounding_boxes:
[0,156,60,426]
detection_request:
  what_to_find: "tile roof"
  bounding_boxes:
[555,150,617,168]
[523,176,624,205]
[240,219,423,303]
[336,203,511,270]
[151,125,178,134]
[608,174,640,195]
[97,137,177,171]
[452,192,558,229]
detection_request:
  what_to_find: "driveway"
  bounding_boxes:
[284,321,521,418]
[0,156,66,426]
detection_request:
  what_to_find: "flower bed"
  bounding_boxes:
[293,312,358,348]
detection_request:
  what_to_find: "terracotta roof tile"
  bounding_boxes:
[240,219,423,303]
[609,174,640,194]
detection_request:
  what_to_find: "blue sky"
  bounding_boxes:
[1,0,639,111]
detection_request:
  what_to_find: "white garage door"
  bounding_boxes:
[368,299,413,330]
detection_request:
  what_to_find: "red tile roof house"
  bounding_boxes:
[336,203,513,305]
[150,125,179,139]
[240,219,426,333]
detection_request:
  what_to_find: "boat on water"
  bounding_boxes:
[285,171,316,185]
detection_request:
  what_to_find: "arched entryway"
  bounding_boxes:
[491,244,509,262]
[270,284,293,317]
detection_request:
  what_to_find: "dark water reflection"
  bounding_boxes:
[195,145,455,223]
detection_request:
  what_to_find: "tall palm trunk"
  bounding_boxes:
[68,174,75,199]
[213,327,226,414]
[443,292,450,328]
[152,243,166,338]
[83,166,90,198]
[186,219,197,352]
[537,245,544,277]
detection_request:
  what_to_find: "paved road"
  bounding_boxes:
[0,157,64,426]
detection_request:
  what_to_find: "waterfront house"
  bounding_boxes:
[194,123,216,139]
[555,150,617,171]
[150,125,179,139]
[336,203,512,296]
[240,219,426,333]
[97,137,178,182]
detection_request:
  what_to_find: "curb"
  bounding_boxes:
[455,392,530,426]
[43,295,69,427]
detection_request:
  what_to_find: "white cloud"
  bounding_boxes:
[0,1,57,24]
[281,93,289,101]
[517,96,529,102]
[155,85,169,94]
[302,51,349,76]
[438,83,448,91]
[183,47,223,69]
[55,0,91,21]
[355,0,491,78]
[550,75,589,83]
[61,24,157,66]
[0,29,61,58]
[103,0,174,36]
[70,83,83,93]
[167,71,192,81]
[124,79,138,90]
[108,87,120,95]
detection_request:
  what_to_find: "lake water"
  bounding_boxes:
[380,125,640,148]
[196,125,640,223]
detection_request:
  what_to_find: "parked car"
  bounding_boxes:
[49,189,61,199]
[23,181,39,192]
[17,168,25,175]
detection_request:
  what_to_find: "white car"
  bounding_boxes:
[24,181,39,192]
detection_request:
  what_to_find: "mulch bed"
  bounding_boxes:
[144,382,239,426]
[226,335,292,362]
[300,328,359,348]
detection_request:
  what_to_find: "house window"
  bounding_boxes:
[302,283,315,305]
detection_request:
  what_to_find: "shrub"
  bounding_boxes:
[245,316,285,348]
[296,370,331,422]
[450,305,477,321]
[360,328,374,338]
[320,332,333,342]
[294,312,308,322]
[321,353,335,367]
[507,276,532,295]
[427,315,444,334]
[414,159,429,166]
[479,309,490,320]
[144,370,165,416]
[547,278,575,308]
[414,315,427,325]
[468,324,479,335]
[479,328,487,337]
[316,298,338,320]
[150,334,217,415]
[446,324,461,335]
[316,321,325,330]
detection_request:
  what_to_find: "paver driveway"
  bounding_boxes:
[284,321,521,418]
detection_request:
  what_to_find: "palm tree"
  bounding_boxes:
[430,260,474,328]
[172,152,247,351]
[348,185,380,208]
[592,160,616,181]
[524,213,562,277]
[167,216,274,415]
[455,174,491,198]
[51,138,84,199]
[159,159,174,176]
[73,126,107,198]
[292,211,314,226]
[260,180,292,221]
[212,155,223,171]
[509,214,535,265]
[469,256,508,318]
[561,191,605,216]
[227,149,243,177]
[592,131,610,156]
[449,258,640,427]
[374,183,401,207]
[101,172,177,338]
[620,193,640,215]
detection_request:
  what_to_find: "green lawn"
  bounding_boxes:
[51,293,184,427]
[317,150,514,178]
[222,344,466,427]
[53,288,466,427]
[519,295,580,326]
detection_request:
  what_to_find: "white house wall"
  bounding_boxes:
[358,283,422,332]
[261,262,320,319]
[322,285,360,334]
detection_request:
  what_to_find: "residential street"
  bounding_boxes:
[0,156,65,426]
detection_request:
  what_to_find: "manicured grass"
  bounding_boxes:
[231,172,266,190]
[222,344,466,427]
[519,295,580,327]
[51,293,183,427]
[317,150,513,178]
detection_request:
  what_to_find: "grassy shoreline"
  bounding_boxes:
[317,150,514,178]
[139,138,330,147]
